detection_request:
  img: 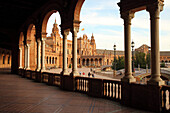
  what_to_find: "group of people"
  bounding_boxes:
[88,72,94,77]
[79,68,95,77]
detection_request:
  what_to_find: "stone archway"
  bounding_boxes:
[26,24,37,70]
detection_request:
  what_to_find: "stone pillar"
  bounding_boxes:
[147,3,165,85]
[24,45,27,69]
[121,11,136,83]
[62,30,69,75]
[36,39,41,71]
[19,47,23,68]
[41,33,47,71]
[26,42,31,70]
[71,28,79,76]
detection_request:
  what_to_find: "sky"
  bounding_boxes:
[47,0,170,51]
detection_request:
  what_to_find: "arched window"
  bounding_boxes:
[8,56,10,64]
[3,55,5,64]
[47,57,48,64]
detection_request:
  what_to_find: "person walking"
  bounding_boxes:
[92,73,94,77]
[88,72,91,77]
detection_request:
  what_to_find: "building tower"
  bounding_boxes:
[51,19,60,53]
[90,33,96,55]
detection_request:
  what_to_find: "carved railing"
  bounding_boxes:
[103,80,121,101]
[161,85,170,112]
[75,77,121,101]
[75,77,90,93]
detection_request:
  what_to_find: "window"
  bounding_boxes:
[3,56,5,64]
[8,56,10,64]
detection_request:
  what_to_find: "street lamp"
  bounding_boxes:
[131,41,135,75]
[148,47,151,70]
[113,44,116,77]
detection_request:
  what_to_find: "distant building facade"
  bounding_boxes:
[45,20,124,68]
[135,44,170,63]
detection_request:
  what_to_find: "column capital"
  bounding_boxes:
[121,11,135,25]
[26,39,31,44]
[19,47,22,50]
[41,38,46,42]
[71,27,79,37]
[41,32,47,38]
[36,38,41,43]
[146,2,164,19]
[63,29,70,37]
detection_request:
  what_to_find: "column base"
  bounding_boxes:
[147,74,165,86]
[61,70,70,76]
[121,76,136,83]
[36,68,41,72]
[147,80,165,86]
[26,68,31,70]
[70,70,79,76]
[40,69,46,72]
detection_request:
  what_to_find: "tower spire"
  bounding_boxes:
[91,33,94,39]
[55,18,56,24]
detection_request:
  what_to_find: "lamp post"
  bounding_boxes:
[131,41,135,75]
[148,47,151,71]
[113,44,116,77]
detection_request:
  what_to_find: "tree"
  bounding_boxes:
[146,53,151,69]
[112,56,125,70]
[134,51,146,68]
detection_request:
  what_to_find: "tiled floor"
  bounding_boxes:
[0,72,152,113]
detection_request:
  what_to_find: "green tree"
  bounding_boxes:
[112,56,125,70]
[146,53,151,69]
[134,51,146,68]
[160,62,165,67]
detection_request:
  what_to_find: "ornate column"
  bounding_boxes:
[62,29,69,75]
[41,32,47,71]
[71,27,79,76]
[121,11,136,83]
[26,40,31,70]
[24,45,27,69]
[147,3,165,85]
[36,39,41,71]
[26,43,31,70]
[19,47,23,68]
